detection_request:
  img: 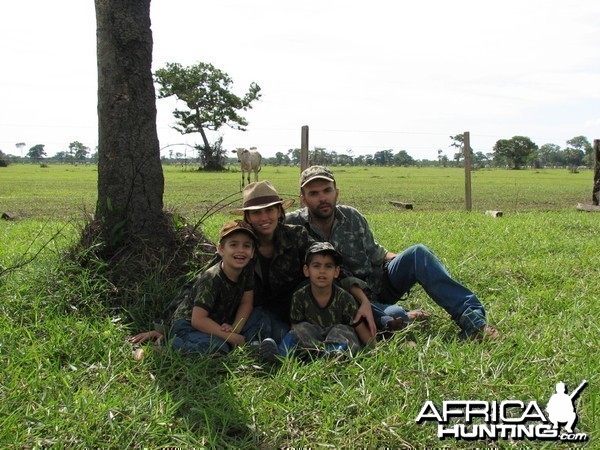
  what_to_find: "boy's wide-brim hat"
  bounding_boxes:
[230,181,295,215]
[219,219,258,242]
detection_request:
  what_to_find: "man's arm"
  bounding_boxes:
[349,284,376,337]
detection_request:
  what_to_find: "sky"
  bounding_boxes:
[1,0,599,160]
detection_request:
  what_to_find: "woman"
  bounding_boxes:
[230,181,314,342]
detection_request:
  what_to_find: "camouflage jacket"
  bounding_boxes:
[290,283,359,328]
[286,205,388,295]
[253,223,314,321]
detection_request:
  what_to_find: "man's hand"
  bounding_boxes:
[354,301,376,337]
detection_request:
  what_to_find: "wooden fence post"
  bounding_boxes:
[593,139,600,206]
[464,131,472,211]
[301,125,309,172]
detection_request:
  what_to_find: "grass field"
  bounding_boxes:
[0,164,598,448]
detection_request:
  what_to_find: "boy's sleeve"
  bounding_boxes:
[242,262,255,292]
[192,271,218,314]
[289,289,305,324]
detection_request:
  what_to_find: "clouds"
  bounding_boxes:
[1,0,598,159]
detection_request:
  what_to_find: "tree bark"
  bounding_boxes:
[95,0,165,242]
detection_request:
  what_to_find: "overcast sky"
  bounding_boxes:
[1,0,599,160]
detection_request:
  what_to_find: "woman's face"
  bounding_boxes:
[245,205,280,239]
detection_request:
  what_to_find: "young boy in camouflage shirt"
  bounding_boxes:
[169,220,262,355]
[260,242,373,362]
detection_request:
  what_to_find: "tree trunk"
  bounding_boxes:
[95,0,165,243]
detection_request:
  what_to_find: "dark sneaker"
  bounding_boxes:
[259,338,280,364]
[385,317,407,331]
[468,325,500,342]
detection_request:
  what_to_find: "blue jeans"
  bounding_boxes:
[376,244,487,337]
[170,307,264,355]
[248,306,290,344]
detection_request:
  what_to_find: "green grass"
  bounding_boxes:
[0,164,598,448]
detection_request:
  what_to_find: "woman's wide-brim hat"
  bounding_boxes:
[230,181,295,215]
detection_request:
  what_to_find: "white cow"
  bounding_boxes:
[235,147,262,187]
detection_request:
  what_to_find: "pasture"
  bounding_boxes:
[0,163,598,448]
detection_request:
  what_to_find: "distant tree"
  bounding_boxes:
[373,149,394,165]
[566,136,592,166]
[393,150,415,166]
[563,148,585,168]
[287,148,301,165]
[472,151,488,167]
[196,136,226,169]
[54,151,67,163]
[0,149,8,167]
[337,153,353,166]
[538,143,562,166]
[493,136,538,169]
[310,147,331,166]
[69,141,90,162]
[154,61,261,170]
[450,134,466,166]
[27,144,46,163]
[274,151,290,166]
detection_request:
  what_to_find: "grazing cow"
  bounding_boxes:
[235,147,262,187]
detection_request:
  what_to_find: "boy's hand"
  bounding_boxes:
[226,333,245,347]
[221,323,233,333]
[130,330,164,345]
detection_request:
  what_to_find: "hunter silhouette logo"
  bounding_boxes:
[546,380,587,434]
[416,380,588,442]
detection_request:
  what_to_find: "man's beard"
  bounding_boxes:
[311,201,335,220]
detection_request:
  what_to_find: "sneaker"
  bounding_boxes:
[407,309,431,322]
[468,325,500,342]
[259,338,280,364]
[385,317,407,331]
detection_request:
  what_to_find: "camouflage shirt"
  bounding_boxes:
[171,261,255,325]
[289,283,359,328]
[286,205,388,295]
[253,223,314,322]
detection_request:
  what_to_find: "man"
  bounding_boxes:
[285,166,499,341]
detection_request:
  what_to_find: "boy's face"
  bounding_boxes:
[300,179,339,221]
[218,232,255,269]
[303,253,340,288]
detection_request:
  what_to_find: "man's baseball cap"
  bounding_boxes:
[304,241,342,265]
[300,165,336,188]
[219,220,257,242]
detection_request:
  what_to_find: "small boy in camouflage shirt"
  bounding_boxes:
[169,220,262,355]
[260,242,373,361]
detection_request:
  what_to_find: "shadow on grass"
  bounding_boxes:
[143,347,265,448]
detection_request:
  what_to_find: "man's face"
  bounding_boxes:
[300,179,339,220]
